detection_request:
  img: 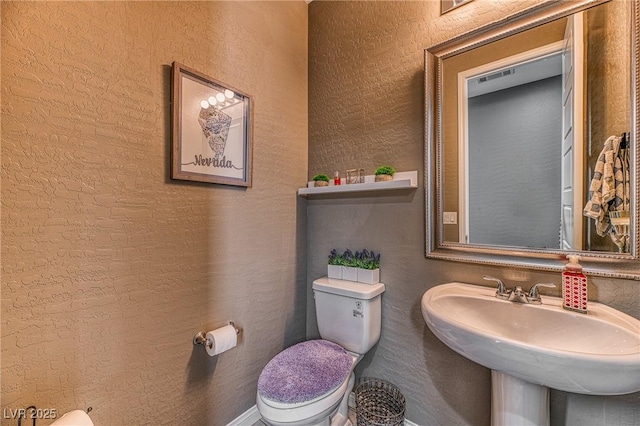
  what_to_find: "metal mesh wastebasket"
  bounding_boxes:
[355,379,405,426]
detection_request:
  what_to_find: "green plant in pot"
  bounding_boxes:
[327,249,344,279]
[341,249,358,281]
[375,166,395,182]
[313,173,330,187]
[354,249,381,284]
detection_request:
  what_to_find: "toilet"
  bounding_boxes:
[256,277,385,426]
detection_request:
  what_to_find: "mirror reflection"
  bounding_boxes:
[440,1,632,253]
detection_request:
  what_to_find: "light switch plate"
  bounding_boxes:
[443,212,457,224]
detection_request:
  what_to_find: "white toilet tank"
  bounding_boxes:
[312,277,385,354]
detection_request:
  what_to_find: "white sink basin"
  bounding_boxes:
[421,282,640,395]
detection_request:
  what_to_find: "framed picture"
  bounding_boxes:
[441,0,473,15]
[171,62,252,186]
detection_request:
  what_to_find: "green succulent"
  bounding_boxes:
[375,166,396,176]
[313,174,330,182]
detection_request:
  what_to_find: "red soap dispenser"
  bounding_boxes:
[562,255,587,313]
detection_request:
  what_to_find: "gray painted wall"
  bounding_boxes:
[308,1,639,424]
[468,76,562,248]
[305,197,640,425]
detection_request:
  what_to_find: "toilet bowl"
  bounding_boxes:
[256,278,385,426]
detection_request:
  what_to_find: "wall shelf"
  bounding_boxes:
[298,170,418,198]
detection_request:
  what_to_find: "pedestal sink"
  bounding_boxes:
[421,282,640,426]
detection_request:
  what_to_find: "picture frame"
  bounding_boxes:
[171,62,253,187]
[441,0,473,15]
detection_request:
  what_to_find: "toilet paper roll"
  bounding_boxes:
[206,324,237,356]
[49,410,94,426]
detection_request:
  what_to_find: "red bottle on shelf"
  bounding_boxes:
[334,171,341,186]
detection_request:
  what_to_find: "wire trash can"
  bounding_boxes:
[355,378,405,426]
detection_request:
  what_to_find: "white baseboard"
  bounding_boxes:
[228,402,419,426]
[226,405,261,426]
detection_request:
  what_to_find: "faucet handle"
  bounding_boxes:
[483,275,511,299]
[528,283,556,304]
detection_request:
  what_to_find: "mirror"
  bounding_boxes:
[425,0,639,278]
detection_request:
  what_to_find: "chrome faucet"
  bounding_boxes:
[483,276,511,299]
[527,283,556,304]
[511,286,529,303]
[483,276,556,304]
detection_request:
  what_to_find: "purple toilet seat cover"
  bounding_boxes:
[257,339,352,404]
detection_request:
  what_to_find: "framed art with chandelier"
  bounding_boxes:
[171,62,253,187]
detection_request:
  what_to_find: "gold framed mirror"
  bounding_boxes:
[425,0,639,279]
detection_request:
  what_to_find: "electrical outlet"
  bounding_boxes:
[443,212,457,224]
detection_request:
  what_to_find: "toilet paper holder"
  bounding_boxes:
[193,321,240,347]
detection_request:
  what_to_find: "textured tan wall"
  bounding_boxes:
[308,1,639,424]
[1,2,307,425]
[585,0,632,251]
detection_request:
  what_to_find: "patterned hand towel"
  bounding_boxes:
[583,135,629,243]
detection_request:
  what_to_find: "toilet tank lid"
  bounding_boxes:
[313,277,385,299]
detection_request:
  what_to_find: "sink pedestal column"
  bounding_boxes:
[491,371,549,426]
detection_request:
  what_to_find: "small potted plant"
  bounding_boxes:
[327,249,343,279]
[355,249,381,284]
[313,173,330,187]
[341,249,358,281]
[374,166,395,182]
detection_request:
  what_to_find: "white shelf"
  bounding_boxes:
[298,170,418,197]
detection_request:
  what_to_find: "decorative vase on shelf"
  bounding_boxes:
[375,174,393,182]
[342,266,358,282]
[357,268,380,284]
